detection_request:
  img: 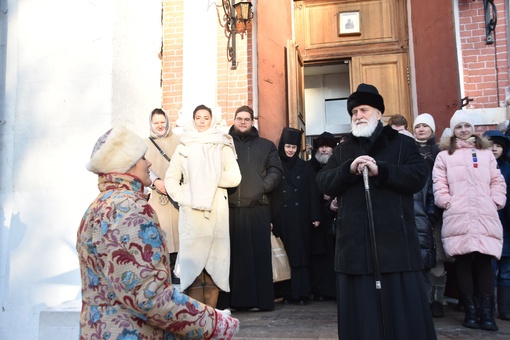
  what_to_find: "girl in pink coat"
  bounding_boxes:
[433,110,506,332]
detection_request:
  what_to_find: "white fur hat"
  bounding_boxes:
[86,125,148,174]
[413,113,436,134]
[450,110,475,131]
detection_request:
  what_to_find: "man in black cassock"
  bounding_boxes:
[316,84,437,339]
[222,105,283,311]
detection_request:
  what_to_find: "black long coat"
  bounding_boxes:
[271,158,312,267]
[309,157,336,254]
[316,124,428,275]
[225,126,283,310]
[228,126,282,207]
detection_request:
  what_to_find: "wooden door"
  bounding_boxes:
[287,39,306,135]
[350,53,411,126]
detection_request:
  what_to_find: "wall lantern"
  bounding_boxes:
[220,0,254,70]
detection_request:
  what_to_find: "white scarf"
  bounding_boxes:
[180,117,236,211]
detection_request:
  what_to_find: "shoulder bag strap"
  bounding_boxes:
[149,137,171,162]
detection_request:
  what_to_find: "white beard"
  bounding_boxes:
[351,114,379,137]
[315,151,332,165]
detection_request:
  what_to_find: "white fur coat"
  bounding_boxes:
[165,143,241,291]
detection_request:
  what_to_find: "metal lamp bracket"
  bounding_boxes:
[483,0,497,45]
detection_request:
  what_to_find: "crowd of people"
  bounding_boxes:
[76,83,510,339]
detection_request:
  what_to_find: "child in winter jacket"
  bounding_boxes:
[433,110,506,331]
[484,130,510,321]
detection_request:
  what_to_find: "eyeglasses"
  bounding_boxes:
[235,117,252,123]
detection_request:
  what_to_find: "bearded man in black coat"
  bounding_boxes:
[316,84,437,340]
[309,132,338,302]
[221,105,283,312]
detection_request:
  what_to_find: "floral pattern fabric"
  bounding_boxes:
[77,173,238,339]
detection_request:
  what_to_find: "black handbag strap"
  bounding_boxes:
[149,137,171,162]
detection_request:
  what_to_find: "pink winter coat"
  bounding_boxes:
[433,137,506,259]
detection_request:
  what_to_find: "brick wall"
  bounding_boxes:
[161,1,253,127]
[162,0,184,128]
[458,0,509,109]
[216,14,253,125]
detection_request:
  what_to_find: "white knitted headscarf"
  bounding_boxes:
[149,108,171,138]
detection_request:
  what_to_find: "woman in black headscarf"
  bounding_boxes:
[271,127,313,305]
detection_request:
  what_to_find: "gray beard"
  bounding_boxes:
[351,115,378,137]
[315,152,331,165]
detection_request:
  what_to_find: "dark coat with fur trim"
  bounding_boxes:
[316,123,428,274]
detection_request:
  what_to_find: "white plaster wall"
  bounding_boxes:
[181,0,218,124]
[0,1,163,339]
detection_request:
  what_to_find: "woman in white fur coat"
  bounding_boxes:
[165,104,241,308]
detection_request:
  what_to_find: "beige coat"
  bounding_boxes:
[146,133,180,253]
[165,143,241,292]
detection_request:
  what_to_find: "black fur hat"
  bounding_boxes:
[313,132,337,150]
[347,83,385,116]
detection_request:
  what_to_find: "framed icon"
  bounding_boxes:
[339,11,361,36]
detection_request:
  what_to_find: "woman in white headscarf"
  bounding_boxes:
[77,125,239,339]
[145,108,181,283]
[165,104,242,308]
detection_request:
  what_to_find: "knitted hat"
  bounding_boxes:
[450,110,475,131]
[347,83,385,116]
[413,113,436,134]
[86,125,148,174]
[313,132,337,150]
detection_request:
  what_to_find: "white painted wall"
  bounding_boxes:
[0,1,163,339]
[181,0,218,120]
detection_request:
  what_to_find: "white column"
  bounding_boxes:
[181,0,218,123]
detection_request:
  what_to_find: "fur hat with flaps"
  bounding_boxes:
[347,83,385,116]
[86,125,148,174]
[313,132,337,150]
[449,110,475,131]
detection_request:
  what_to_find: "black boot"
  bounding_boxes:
[462,295,479,329]
[497,285,510,320]
[479,294,498,331]
[430,273,446,318]
[169,252,180,285]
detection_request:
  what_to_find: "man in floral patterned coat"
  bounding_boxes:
[77,125,239,339]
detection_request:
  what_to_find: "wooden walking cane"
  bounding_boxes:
[363,167,387,339]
